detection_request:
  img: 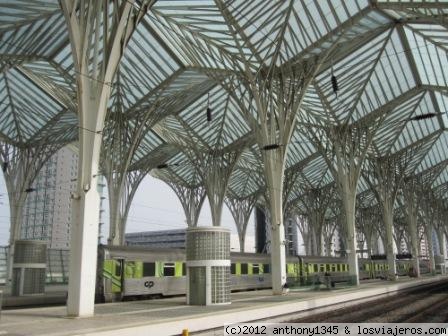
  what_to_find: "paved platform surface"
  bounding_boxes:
[1,284,67,308]
[0,276,445,336]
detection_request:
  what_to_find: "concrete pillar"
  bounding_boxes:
[61,0,149,316]
[342,189,359,286]
[264,152,287,294]
[403,190,420,278]
[67,78,106,317]
[426,225,436,274]
[383,205,397,280]
[440,232,447,275]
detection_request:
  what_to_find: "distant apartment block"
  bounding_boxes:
[20,146,104,248]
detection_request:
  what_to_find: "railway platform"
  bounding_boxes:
[0,275,446,336]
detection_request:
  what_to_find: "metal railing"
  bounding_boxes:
[0,246,70,285]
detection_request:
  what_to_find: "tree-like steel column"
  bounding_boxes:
[357,205,382,259]
[296,215,312,255]
[432,200,447,273]
[419,190,439,275]
[393,218,408,255]
[212,0,343,294]
[322,218,338,257]
[105,169,146,245]
[61,0,151,317]
[301,185,335,256]
[202,151,241,227]
[159,120,242,228]
[164,178,206,228]
[103,68,195,245]
[225,192,259,252]
[364,155,409,281]
[308,124,378,285]
[435,222,447,273]
[102,111,164,245]
[402,180,421,277]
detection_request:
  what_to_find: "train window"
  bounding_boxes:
[241,263,248,275]
[163,263,175,277]
[319,264,325,272]
[252,264,260,275]
[313,264,318,273]
[231,263,236,275]
[263,264,270,273]
[337,264,341,272]
[326,264,330,272]
[331,264,336,272]
[143,262,155,277]
[182,263,186,276]
[115,261,122,277]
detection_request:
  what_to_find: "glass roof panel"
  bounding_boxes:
[405,25,448,87]
[372,91,425,155]
[131,128,164,165]
[149,0,252,70]
[0,0,60,31]
[391,91,441,152]
[1,1,448,204]
[236,0,370,64]
[0,9,66,58]
[415,132,447,174]
[434,91,448,128]
[174,85,251,149]
[315,29,395,122]
[408,23,448,51]
[433,166,448,190]
[52,42,75,76]
[116,17,181,109]
[353,29,416,122]
[378,0,448,22]
[0,68,66,143]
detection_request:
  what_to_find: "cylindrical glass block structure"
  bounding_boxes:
[435,255,446,274]
[12,240,46,296]
[186,227,230,305]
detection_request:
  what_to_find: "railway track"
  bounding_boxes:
[291,279,448,323]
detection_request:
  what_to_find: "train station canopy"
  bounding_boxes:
[1,0,448,216]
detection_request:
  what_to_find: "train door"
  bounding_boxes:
[102,258,124,301]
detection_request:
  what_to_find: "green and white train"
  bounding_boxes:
[96,245,424,302]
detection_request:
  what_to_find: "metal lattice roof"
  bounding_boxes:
[1,0,448,219]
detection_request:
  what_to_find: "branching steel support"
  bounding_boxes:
[105,170,146,245]
[311,125,377,286]
[364,156,409,281]
[403,182,421,277]
[170,183,206,228]
[61,0,151,317]
[225,193,259,252]
[301,186,335,256]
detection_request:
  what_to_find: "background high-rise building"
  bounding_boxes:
[20,146,104,249]
[255,207,299,256]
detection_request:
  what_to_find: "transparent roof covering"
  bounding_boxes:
[0,0,447,217]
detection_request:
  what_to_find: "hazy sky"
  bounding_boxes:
[0,173,255,247]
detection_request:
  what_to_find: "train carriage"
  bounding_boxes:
[230,252,271,291]
[97,245,428,302]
